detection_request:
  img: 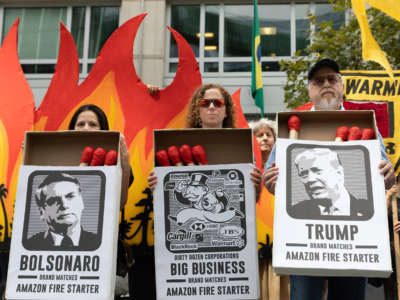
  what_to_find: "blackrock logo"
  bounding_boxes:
[167,229,193,242]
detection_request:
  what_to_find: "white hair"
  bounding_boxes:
[249,118,277,141]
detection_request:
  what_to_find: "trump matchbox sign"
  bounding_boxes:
[6,131,121,300]
[272,138,391,277]
[154,164,259,300]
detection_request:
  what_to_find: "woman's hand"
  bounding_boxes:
[250,166,262,202]
[263,163,279,195]
[394,221,400,233]
[119,135,131,209]
[148,171,158,192]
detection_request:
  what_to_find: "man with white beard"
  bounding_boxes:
[263,58,395,300]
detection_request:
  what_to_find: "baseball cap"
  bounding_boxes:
[308,58,340,81]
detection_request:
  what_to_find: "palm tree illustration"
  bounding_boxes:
[125,187,153,246]
[0,184,8,242]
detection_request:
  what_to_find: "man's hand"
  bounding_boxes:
[148,171,158,192]
[379,160,395,190]
[250,167,262,201]
[262,163,279,195]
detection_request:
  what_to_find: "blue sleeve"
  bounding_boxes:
[265,144,276,172]
[377,131,390,164]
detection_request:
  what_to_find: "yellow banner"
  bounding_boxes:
[343,70,400,174]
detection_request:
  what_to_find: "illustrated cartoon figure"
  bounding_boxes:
[169,173,242,225]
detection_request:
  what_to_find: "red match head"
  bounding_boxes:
[179,144,194,165]
[105,150,118,165]
[90,147,107,166]
[361,128,375,140]
[80,146,94,166]
[156,150,171,166]
[168,146,183,166]
[348,126,362,141]
[288,115,301,131]
[335,126,349,142]
[192,145,208,165]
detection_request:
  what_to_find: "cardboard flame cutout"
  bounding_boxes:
[34,14,201,246]
[0,19,35,243]
[0,14,274,253]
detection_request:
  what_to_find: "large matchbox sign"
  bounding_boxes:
[6,166,121,300]
[153,164,259,300]
[273,138,392,277]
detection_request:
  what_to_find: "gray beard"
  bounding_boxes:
[314,96,340,110]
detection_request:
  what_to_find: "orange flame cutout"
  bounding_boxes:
[0,19,35,242]
[33,14,201,246]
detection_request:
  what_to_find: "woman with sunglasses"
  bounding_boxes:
[148,83,261,195]
[145,83,261,300]
[185,83,236,128]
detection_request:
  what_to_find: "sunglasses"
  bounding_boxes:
[199,98,225,108]
[311,74,341,87]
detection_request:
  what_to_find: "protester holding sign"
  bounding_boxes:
[249,119,276,170]
[148,83,262,300]
[250,118,290,300]
[263,58,395,300]
[69,104,133,299]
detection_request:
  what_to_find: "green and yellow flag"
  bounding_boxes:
[251,0,264,116]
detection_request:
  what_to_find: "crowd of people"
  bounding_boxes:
[1,58,399,300]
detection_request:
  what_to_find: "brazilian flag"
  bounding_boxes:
[251,0,264,116]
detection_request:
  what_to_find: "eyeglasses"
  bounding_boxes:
[199,98,225,108]
[310,74,341,87]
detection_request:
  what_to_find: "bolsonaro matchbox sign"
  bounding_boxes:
[6,166,121,300]
[272,138,392,277]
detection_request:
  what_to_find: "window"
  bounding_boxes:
[166,2,345,75]
[1,6,119,76]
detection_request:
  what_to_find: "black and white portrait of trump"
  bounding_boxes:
[24,172,101,251]
[288,147,373,220]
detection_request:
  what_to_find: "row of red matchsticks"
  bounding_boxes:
[80,146,118,166]
[287,115,375,141]
[156,145,208,166]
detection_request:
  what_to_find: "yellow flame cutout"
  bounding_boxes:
[125,127,155,245]
[0,120,8,185]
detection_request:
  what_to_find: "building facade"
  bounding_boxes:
[0,0,344,117]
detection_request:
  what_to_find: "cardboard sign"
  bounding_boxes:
[154,164,259,300]
[273,138,391,277]
[6,166,121,300]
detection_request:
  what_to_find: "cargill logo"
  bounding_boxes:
[167,229,193,241]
